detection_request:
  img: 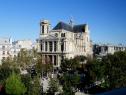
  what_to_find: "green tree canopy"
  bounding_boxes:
[103,51,126,89]
[88,51,126,90]
[29,76,41,95]
[35,54,53,77]
[17,49,33,69]
[0,56,20,84]
[47,78,59,95]
[5,72,26,95]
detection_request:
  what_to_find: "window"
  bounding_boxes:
[7,51,9,55]
[14,55,16,58]
[61,42,64,51]
[119,47,121,51]
[61,33,65,37]
[54,55,56,65]
[114,46,116,50]
[14,50,16,53]
[19,45,21,48]
[49,41,52,52]
[54,41,57,51]
[55,33,58,37]
[3,51,5,55]
[105,46,108,51]
[2,46,5,49]
[40,44,43,51]
[45,42,47,51]
[49,55,52,63]
[42,25,44,33]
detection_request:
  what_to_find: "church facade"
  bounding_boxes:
[37,20,93,67]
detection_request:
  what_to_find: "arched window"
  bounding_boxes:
[42,25,44,33]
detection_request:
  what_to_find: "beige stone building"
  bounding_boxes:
[0,37,12,64]
[0,38,33,64]
[37,20,92,67]
[11,40,33,57]
[93,43,126,57]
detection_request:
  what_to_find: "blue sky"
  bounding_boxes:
[0,0,126,44]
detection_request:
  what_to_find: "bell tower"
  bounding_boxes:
[40,20,50,36]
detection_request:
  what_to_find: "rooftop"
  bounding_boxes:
[53,21,86,33]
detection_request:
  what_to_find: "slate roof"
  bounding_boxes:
[53,21,86,33]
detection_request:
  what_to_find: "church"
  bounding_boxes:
[37,20,93,67]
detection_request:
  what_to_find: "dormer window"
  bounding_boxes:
[61,33,65,37]
[55,33,58,37]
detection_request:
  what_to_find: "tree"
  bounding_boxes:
[47,78,59,95]
[5,72,26,95]
[21,74,31,95]
[0,66,12,85]
[29,76,41,95]
[62,73,74,95]
[74,55,87,62]
[88,51,126,91]
[60,56,86,94]
[103,51,126,89]
[61,58,80,72]
[63,83,74,95]
[88,58,105,82]
[17,49,33,69]
[0,56,20,84]
[35,54,53,77]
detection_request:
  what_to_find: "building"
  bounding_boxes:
[0,37,12,64]
[93,43,126,57]
[37,20,93,67]
[0,38,33,64]
[11,40,33,57]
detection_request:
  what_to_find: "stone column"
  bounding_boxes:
[40,25,42,35]
[64,41,66,51]
[57,55,61,67]
[58,41,60,52]
[47,41,49,52]
[52,41,54,52]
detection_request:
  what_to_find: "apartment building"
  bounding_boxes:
[93,44,126,57]
[0,37,12,64]
[11,40,33,57]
